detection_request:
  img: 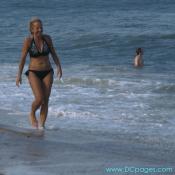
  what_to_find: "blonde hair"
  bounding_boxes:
[29,17,43,34]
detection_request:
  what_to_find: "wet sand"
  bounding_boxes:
[0,124,175,175]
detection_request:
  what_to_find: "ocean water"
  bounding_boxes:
[1,0,175,146]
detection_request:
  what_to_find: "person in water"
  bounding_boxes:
[16,17,62,129]
[134,48,144,67]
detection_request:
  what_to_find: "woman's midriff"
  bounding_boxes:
[29,56,52,70]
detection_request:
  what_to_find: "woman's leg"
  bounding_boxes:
[28,72,44,128]
[39,72,53,127]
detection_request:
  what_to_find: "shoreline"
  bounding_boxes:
[0,125,175,175]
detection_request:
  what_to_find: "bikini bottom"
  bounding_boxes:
[25,68,54,80]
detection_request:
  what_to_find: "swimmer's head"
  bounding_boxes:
[136,48,143,55]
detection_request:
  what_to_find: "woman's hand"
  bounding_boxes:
[57,67,62,79]
[16,75,22,87]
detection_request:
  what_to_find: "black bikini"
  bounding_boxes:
[28,37,50,57]
[25,37,54,80]
[25,69,54,80]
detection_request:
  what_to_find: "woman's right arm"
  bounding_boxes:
[16,37,30,87]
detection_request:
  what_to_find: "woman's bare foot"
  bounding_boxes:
[38,118,45,129]
[29,113,38,128]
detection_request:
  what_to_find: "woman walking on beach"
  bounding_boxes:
[16,17,62,129]
[134,48,144,67]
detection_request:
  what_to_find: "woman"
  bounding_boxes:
[134,48,144,67]
[16,17,62,129]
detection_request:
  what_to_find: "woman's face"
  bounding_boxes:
[31,21,43,36]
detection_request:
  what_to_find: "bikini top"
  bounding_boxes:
[28,37,50,58]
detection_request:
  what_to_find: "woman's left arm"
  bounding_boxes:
[45,35,62,78]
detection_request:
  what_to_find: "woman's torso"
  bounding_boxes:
[134,55,143,67]
[28,35,52,71]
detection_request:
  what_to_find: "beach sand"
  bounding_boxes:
[0,124,175,175]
